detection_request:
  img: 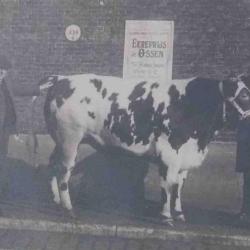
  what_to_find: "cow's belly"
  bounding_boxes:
[86,129,155,156]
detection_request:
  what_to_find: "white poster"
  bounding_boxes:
[123,20,174,82]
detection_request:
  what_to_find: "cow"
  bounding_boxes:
[36,74,243,225]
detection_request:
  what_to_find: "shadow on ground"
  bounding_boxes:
[1,157,51,204]
[0,153,249,230]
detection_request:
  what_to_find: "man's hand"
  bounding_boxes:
[39,81,53,91]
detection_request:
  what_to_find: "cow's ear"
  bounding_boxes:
[226,70,238,81]
[222,78,238,100]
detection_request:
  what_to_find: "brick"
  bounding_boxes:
[0,0,249,132]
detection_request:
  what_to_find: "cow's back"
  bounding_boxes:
[44,74,168,154]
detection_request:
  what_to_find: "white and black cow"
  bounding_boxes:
[37,74,241,224]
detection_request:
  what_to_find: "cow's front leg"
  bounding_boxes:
[51,176,60,204]
[173,171,188,222]
[160,165,179,226]
[160,178,172,223]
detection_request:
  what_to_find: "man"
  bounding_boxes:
[0,55,17,159]
[232,82,250,220]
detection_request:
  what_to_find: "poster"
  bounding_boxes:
[123,20,174,82]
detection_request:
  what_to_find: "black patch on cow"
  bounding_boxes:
[60,182,68,191]
[56,98,63,107]
[45,78,75,108]
[80,97,91,104]
[128,81,147,101]
[104,93,134,145]
[129,91,156,145]
[166,78,224,151]
[90,79,102,92]
[102,88,107,99]
[153,102,169,139]
[44,77,75,139]
[168,85,180,104]
[151,82,159,89]
[127,81,168,144]
[104,81,170,146]
[56,79,75,108]
[108,92,119,102]
[88,111,96,119]
[161,188,167,205]
[172,184,179,199]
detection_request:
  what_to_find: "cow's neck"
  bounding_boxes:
[166,78,223,152]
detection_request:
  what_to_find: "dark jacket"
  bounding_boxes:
[236,117,250,172]
[0,80,40,134]
[0,80,17,134]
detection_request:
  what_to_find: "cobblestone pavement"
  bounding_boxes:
[0,229,248,250]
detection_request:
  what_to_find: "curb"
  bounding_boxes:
[0,218,249,247]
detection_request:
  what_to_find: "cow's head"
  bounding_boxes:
[222,74,250,127]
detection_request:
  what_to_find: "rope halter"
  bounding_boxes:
[227,79,250,120]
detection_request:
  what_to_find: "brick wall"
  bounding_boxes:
[0,0,250,132]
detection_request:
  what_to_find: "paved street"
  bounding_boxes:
[0,229,249,250]
[0,137,250,249]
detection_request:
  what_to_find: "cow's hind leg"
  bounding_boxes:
[56,128,83,216]
[173,171,188,222]
[49,146,61,204]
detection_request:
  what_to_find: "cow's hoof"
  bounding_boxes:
[175,213,186,222]
[61,207,77,219]
[160,215,174,227]
[64,209,77,219]
[68,209,77,219]
[53,196,61,205]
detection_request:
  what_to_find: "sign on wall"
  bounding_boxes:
[123,20,174,82]
[65,24,81,41]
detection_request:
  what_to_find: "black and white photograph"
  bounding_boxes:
[0,0,250,249]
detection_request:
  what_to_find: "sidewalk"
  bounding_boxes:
[0,211,249,249]
[0,229,248,250]
[0,191,250,249]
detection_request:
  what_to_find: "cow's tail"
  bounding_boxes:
[30,96,39,167]
[29,75,56,168]
[25,95,40,168]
